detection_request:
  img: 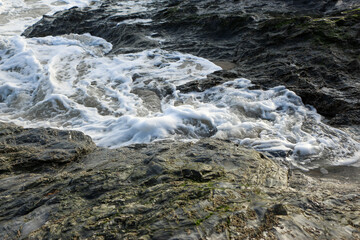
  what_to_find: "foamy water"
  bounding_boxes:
[0,0,101,36]
[0,0,359,169]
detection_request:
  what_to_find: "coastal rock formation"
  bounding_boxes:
[0,123,359,239]
[23,0,360,126]
[1,1,358,239]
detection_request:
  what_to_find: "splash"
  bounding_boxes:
[0,0,101,35]
[0,33,359,169]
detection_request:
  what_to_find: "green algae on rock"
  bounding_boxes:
[0,123,359,239]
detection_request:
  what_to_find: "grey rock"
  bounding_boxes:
[0,123,359,239]
[0,122,96,173]
[131,88,162,114]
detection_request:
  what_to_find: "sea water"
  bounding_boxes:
[0,0,359,169]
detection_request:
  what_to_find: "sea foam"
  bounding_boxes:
[0,0,100,36]
[0,0,359,169]
[0,33,359,169]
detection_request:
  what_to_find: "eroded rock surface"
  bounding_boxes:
[0,123,359,239]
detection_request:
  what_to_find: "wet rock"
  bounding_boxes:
[177,70,239,93]
[0,122,95,173]
[22,0,360,126]
[0,124,359,239]
[11,1,360,238]
[131,88,162,113]
[22,6,159,54]
[270,204,288,216]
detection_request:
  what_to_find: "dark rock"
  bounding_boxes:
[0,122,96,173]
[0,124,359,239]
[7,1,360,239]
[271,204,288,216]
[177,70,239,93]
[22,0,360,126]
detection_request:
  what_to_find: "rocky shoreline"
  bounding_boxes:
[1,122,359,239]
[23,0,360,126]
[1,0,360,239]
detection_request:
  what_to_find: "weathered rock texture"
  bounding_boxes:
[0,123,359,239]
[3,1,359,239]
[23,0,360,126]
[0,122,95,173]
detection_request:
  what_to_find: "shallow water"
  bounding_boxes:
[0,0,359,170]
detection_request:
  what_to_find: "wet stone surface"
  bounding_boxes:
[0,122,359,239]
[23,0,360,126]
[1,1,360,239]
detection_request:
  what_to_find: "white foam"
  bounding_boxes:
[180,78,360,167]
[294,142,321,156]
[0,34,222,142]
[118,19,153,25]
[0,0,359,169]
[111,0,163,16]
[0,33,359,169]
[0,0,101,35]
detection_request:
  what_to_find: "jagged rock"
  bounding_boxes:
[4,1,359,239]
[0,123,359,239]
[23,0,360,126]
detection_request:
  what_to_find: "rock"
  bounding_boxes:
[22,0,360,126]
[0,124,359,239]
[270,204,288,216]
[7,1,360,239]
[131,88,162,114]
[177,70,240,93]
[0,122,96,173]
